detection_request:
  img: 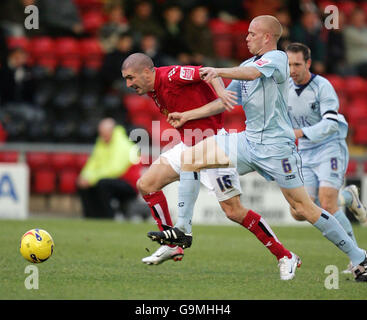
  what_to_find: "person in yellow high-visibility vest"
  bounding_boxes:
[77,118,142,219]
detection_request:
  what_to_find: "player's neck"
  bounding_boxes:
[148,69,156,92]
[257,44,277,56]
[297,71,312,86]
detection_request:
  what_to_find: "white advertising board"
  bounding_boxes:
[0,163,29,219]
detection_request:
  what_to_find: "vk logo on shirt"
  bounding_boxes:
[290,115,312,128]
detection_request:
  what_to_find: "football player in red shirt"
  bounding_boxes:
[122,53,294,268]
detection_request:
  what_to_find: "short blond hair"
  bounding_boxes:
[252,15,283,42]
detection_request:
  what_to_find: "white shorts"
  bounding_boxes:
[161,131,242,202]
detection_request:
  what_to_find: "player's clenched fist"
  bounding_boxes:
[167,112,188,129]
[199,67,218,82]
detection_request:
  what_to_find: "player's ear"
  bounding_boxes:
[306,59,312,69]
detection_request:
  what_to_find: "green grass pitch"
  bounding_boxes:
[0,218,366,300]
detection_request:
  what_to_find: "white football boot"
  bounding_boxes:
[343,185,367,223]
[142,245,184,265]
[278,252,302,280]
[341,261,353,274]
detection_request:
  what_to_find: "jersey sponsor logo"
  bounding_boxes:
[285,174,296,180]
[254,58,271,67]
[179,67,195,80]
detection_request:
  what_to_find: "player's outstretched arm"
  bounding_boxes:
[209,77,237,111]
[167,98,225,129]
[200,66,262,82]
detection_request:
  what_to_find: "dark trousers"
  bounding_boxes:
[78,178,137,218]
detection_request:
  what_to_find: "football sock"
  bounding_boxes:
[242,210,292,260]
[338,189,353,207]
[313,210,365,266]
[143,191,173,231]
[174,171,200,234]
[333,209,358,245]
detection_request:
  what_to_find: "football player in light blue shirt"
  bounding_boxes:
[286,42,367,272]
[148,15,367,282]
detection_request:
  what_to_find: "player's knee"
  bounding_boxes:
[181,154,201,172]
[291,202,308,221]
[136,177,154,195]
[290,206,306,221]
[319,198,337,214]
[221,200,246,224]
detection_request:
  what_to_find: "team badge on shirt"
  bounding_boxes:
[254,58,271,67]
[180,67,195,80]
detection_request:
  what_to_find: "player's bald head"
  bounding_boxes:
[251,15,283,42]
[121,53,154,72]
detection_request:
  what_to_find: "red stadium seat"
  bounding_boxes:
[32,169,56,194]
[0,151,19,163]
[82,11,105,35]
[30,37,55,57]
[344,101,367,127]
[75,153,89,172]
[55,38,80,57]
[50,152,76,171]
[346,159,358,176]
[6,37,29,51]
[79,38,104,69]
[209,19,233,59]
[58,169,78,194]
[55,37,81,71]
[29,37,57,69]
[353,123,367,145]
[7,37,32,65]
[338,95,348,116]
[324,74,346,97]
[344,76,367,99]
[26,152,51,170]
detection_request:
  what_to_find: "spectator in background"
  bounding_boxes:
[99,3,130,53]
[276,8,292,51]
[160,4,192,65]
[0,46,34,105]
[0,26,8,66]
[139,33,166,67]
[129,0,164,43]
[37,0,84,37]
[343,8,367,78]
[326,10,347,75]
[77,118,142,219]
[290,10,326,74]
[184,5,216,66]
[0,45,46,141]
[100,31,135,91]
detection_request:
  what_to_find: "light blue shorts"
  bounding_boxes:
[214,131,304,189]
[299,140,348,197]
